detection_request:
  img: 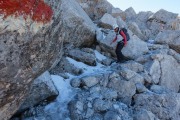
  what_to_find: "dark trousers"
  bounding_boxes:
[115,41,125,62]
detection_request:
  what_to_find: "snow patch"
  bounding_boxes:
[44,75,75,119]
[66,57,107,75]
[40,54,110,119]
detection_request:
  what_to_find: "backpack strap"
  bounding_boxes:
[119,29,127,46]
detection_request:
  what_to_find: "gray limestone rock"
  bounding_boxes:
[76,0,113,21]
[68,49,96,66]
[134,93,180,120]
[159,55,180,92]
[144,60,161,84]
[81,76,100,88]
[108,77,136,105]
[150,85,173,94]
[155,30,180,53]
[18,71,58,112]
[0,0,96,119]
[133,109,159,120]
[98,13,117,29]
[104,111,121,120]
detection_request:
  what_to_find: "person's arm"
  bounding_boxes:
[110,35,117,45]
[120,30,127,46]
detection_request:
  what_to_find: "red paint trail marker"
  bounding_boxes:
[0,0,53,23]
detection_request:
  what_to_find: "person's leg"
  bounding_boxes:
[115,41,125,62]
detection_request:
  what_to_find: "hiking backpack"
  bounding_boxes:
[120,28,130,41]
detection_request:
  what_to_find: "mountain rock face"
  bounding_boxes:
[0,0,96,119]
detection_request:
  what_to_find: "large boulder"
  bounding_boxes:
[124,7,136,22]
[133,109,159,120]
[147,9,178,38]
[134,93,180,120]
[0,0,96,119]
[155,30,180,53]
[96,29,117,57]
[122,35,149,59]
[76,0,113,21]
[148,53,180,92]
[67,48,96,66]
[144,60,161,84]
[159,55,180,92]
[108,76,136,105]
[50,57,83,76]
[111,8,123,18]
[98,13,117,29]
[148,9,178,24]
[128,22,146,40]
[119,60,144,73]
[17,71,58,113]
[135,11,153,30]
[61,0,96,46]
[116,16,128,28]
[135,11,153,40]
[150,85,173,94]
[166,18,180,30]
[168,49,180,63]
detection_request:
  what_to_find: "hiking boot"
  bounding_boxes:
[123,57,131,61]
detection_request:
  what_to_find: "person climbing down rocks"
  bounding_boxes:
[110,24,130,63]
